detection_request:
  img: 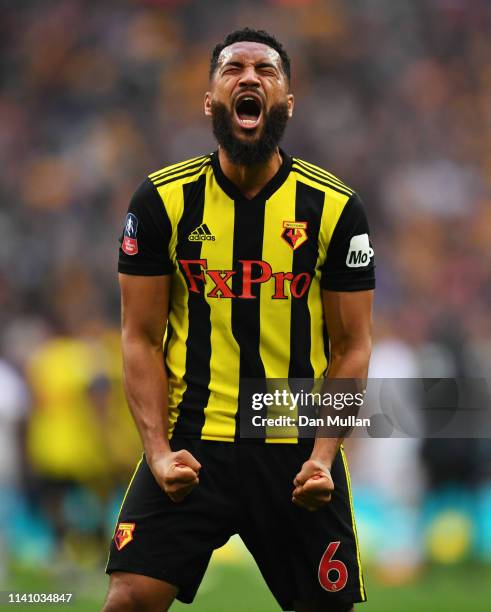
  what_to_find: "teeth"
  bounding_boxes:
[238,96,259,104]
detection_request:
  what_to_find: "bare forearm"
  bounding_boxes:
[311,346,371,466]
[122,335,171,462]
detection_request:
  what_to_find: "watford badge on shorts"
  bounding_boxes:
[114,522,136,551]
[281,220,308,250]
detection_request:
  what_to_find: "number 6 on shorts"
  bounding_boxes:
[318,541,348,592]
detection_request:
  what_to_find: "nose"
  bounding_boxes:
[238,65,261,88]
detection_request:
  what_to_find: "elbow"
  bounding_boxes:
[329,337,372,375]
[121,327,164,354]
[331,337,372,362]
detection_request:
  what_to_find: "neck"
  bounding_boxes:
[218,146,282,200]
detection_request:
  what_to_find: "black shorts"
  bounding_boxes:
[106,438,366,610]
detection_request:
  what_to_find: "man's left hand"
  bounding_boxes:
[292,459,334,511]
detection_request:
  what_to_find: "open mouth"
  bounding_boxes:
[234,95,262,129]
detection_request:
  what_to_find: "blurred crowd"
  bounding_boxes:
[1,0,491,580]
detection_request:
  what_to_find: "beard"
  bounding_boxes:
[211,100,289,166]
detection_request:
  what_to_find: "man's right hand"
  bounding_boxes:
[148,449,201,502]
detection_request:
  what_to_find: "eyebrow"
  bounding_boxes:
[221,60,279,71]
[256,62,278,70]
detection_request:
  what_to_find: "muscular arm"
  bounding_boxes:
[312,288,373,462]
[120,273,171,462]
[293,289,373,511]
[120,273,200,501]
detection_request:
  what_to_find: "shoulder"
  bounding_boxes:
[147,154,212,189]
[291,156,355,200]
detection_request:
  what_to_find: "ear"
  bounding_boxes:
[204,91,212,117]
[287,93,294,118]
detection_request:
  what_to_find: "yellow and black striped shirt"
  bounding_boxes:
[119,151,375,442]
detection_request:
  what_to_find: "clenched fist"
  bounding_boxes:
[292,458,334,512]
[149,449,201,502]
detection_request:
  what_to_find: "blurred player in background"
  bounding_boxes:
[104,28,374,612]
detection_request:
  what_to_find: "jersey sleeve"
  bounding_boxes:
[118,178,174,276]
[320,192,376,291]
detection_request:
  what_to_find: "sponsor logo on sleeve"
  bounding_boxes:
[346,233,374,268]
[122,213,138,255]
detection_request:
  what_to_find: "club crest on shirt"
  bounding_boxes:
[114,522,135,551]
[122,213,138,255]
[281,220,308,250]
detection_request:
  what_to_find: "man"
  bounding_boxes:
[104,28,374,612]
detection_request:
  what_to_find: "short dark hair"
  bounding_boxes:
[209,28,291,83]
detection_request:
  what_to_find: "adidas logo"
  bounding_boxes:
[188,223,216,241]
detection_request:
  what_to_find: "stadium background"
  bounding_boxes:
[1,0,490,609]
